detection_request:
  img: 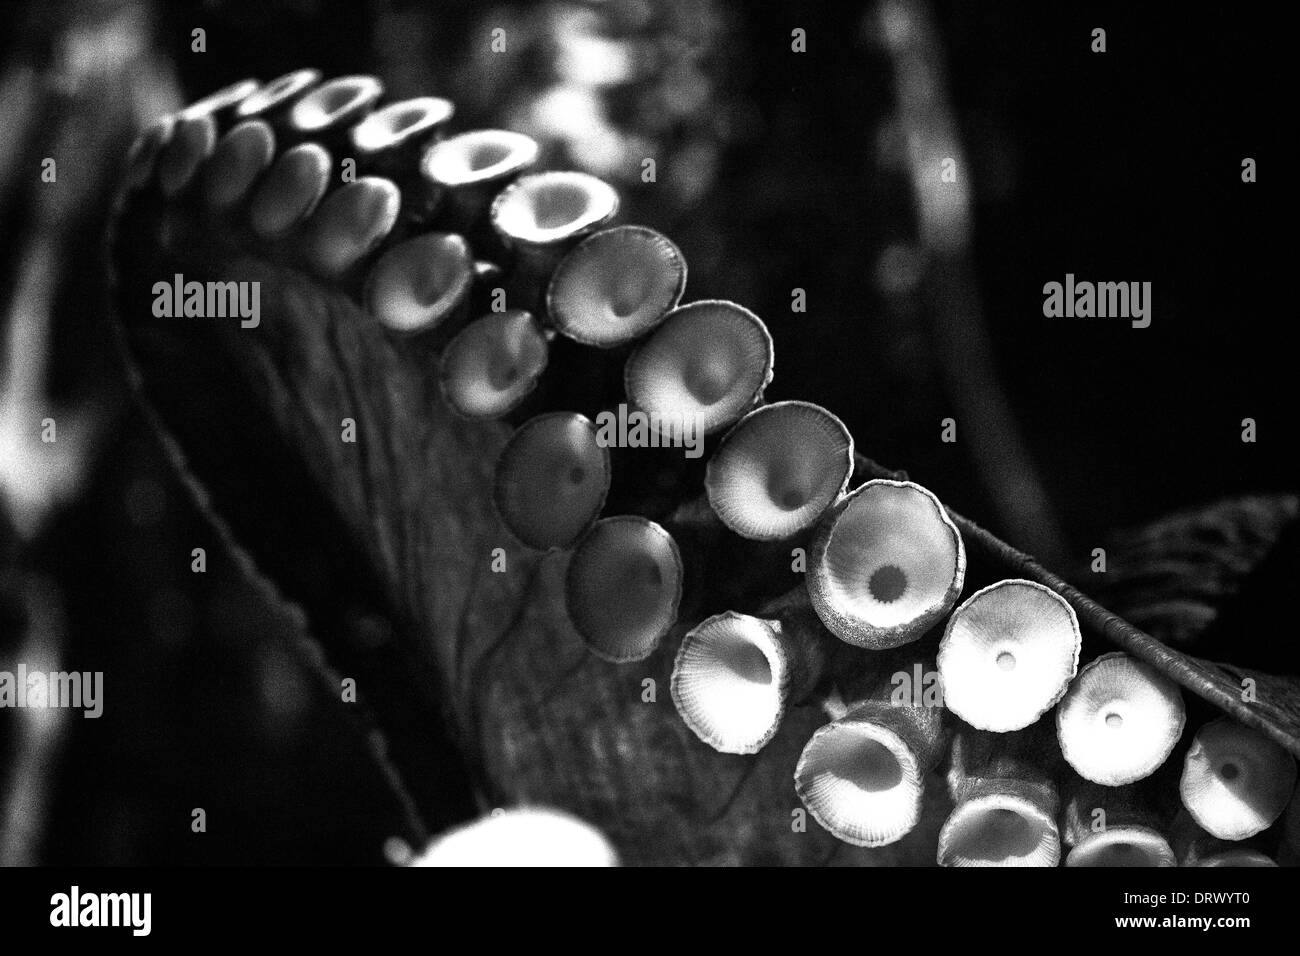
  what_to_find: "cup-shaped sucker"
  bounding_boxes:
[565,516,683,663]
[624,300,775,439]
[301,177,401,280]
[440,310,550,419]
[1193,850,1277,867]
[1060,781,1175,867]
[671,610,825,755]
[939,729,1062,866]
[1178,717,1297,840]
[410,808,619,867]
[177,77,260,134]
[705,401,854,541]
[248,142,331,237]
[420,129,540,239]
[124,117,175,192]
[794,666,946,847]
[938,579,1080,732]
[233,68,322,130]
[493,412,610,551]
[156,112,217,197]
[364,232,474,336]
[201,120,277,210]
[285,74,384,154]
[350,97,456,222]
[545,225,687,347]
[1056,651,1185,786]
[1170,809,1277,867]
[806,479,965,649]
[490,170,620,301]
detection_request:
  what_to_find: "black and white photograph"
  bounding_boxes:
[0,0,1293,934]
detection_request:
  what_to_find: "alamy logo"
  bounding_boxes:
[1042,273,1151,328]
[0,665,102,717]
[594,403,703,459]
[152,272,260,328]
[50,886,151,936]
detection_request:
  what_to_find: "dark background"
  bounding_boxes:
[0,0,1291,863]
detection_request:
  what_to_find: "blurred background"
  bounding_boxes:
[0,0,1291,863]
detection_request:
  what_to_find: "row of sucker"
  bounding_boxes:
[123,73,1300,866]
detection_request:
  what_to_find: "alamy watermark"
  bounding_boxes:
[594,403,703,459]
[0,664,103,717]
[152,272,260,328]
[50,886,151,936]
[1042,273,1151,328]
